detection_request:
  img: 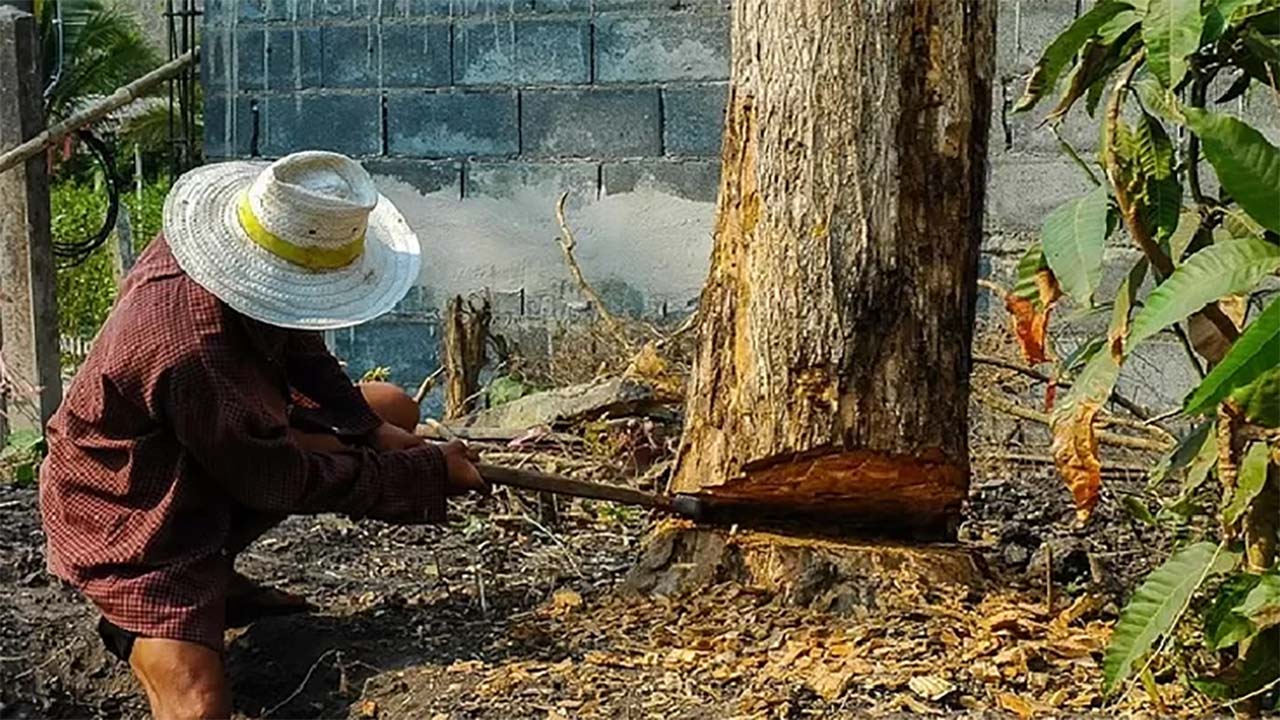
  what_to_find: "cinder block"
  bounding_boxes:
[322,25,379,88]
[454,20,517,85]
[202,29,231,90]
[264,0,298,22]
[315,0,376,19]
[465,161,598,208]
[986,154,1096,231]
[386,91,519,157]
[202,29,267,92]
[236,0,267,21]
[522,89,661,157]
[998,0,1079,77]
[663,84,726,156]
[602,159,720,202]
[516,19,590,84]
[261,93,381,157]
[990,78,1104,156]
[594,0,718,9]
[366,159,463,197]
[203,94,257,158]
[595,12,729,82]
[450,0,534,14]
[379,23,452,87]
[378,0,454,18]
[266,28,322,90]
[532,0,589,11]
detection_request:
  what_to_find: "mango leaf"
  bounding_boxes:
[1165,209,1201,264]
[1234,627,1280,699]
[1051,348,1122,521]
[1185,298,1280,416]
[1134,114,1183,241]
[1109,259,1148,360]
[1215,71,1254,103]
[1183,109,1280,234]
[1149,419,1214,487]
[1143,0,1205,88]
[1228,366,1280,427]
[1007,247,1062,365]
[1100,8,1144,42]
[1204,572,1261,650]
[1046,40,1116,123]
[1122,495,1159,525]
[1103,542,1240,693]
[1237,572,1280,631]
[1042,186,1110,307]
[1016,1,1133,112]
[1133,77,1185,132]
[1203,0,1256,41]
[1223,442,1272,527]
[1127,237,1280,350]
[1012,245,1051,302]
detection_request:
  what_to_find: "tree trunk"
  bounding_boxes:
[672,0,995,537]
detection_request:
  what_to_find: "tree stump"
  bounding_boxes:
[624,522,985,614]
[442,294,491,420]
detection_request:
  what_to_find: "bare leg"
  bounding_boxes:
[359,381,420,433]
[129,638,231,720]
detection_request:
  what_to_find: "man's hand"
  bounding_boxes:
[440,440,488,496]
[369,421,424,452]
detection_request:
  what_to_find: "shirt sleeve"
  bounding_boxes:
[284,331,383,437]
[157,343,448,524]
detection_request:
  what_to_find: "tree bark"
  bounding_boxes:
[672,0,995,536]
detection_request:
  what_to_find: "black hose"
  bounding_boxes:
[53,128,121,268]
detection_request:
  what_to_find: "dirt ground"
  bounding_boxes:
[0,425,1192,720]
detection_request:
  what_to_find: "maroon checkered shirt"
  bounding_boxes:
[39,236,447,650]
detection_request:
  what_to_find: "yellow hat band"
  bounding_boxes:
[237,192,365,270]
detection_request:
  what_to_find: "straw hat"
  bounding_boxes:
[162,151,421,330]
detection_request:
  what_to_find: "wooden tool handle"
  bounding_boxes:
[476,462,675,512]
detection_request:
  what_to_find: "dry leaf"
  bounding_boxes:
[550,588,584,615]
[807,664,856,701]
[358,699,379,718]
[997,691,1035,719]
[1187,296,1246,364]
[1051,399,1102,522]
[898,693,942,715]
[1035,269,1063,308]
[908,675,956,701]
[1005,295,1051,365]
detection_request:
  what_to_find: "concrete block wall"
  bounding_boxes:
[202,0,729,409]
[203,0,1279,414]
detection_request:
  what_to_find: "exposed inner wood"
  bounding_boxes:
[625,523,985,612]
[671,1,995,535]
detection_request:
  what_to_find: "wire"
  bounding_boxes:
[53,129,121,268]
[42,0,64,100]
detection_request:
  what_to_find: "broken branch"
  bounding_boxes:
[554,192,631,351]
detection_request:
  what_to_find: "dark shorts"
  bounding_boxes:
[97,616,139,663]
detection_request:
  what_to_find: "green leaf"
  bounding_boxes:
[1185,298,1280,416]
[1223,442,1272,526]
[1142,0,1205,88]
[1016,1,1133,112]
[1205,573,1262,649]
[1041,186,1110,307]
[1234,627,1280,698]
[1229,366,1280,427]
[1012,245,1051,303]
[1165,209,1201,264]
[1127,238,1280,350]
[1149,419,1214,487]
[487,375,533,407]
[1122,495,1159,525]
[1053,343,1122,428]
[1104,542,1239,693]
[1183,109,1280,234]
[1061,336,1108,374]
[1100,8,1144,42]
[1237,572,1280,631]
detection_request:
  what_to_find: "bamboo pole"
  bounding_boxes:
[0,47,198,176]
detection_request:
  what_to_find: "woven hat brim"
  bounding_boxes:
[163,162,421,331]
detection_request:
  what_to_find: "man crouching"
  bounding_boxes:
[39,151,488,719]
